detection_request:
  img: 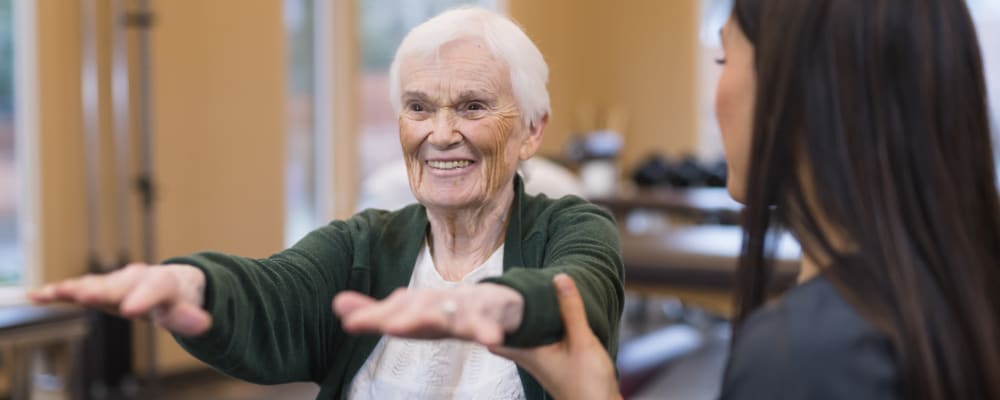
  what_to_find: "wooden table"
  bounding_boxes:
[590,187,743,225]
[620,225,801,316]
[0,304,89,399]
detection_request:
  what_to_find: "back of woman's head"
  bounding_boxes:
[731,0,1000,398]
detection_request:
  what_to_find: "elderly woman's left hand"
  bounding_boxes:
[332,283,524,346]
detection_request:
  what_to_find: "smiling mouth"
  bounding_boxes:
[426,160,474,170]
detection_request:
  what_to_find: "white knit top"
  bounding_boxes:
[348,242,525,400]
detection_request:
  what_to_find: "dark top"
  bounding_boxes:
[165,175,625,400]
[720,277,900,399]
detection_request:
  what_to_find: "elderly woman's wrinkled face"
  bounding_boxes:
[398,39,539,210]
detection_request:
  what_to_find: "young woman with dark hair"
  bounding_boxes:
[492,0,1000,398]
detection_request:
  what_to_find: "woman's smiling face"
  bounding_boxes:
[397,38,542,211]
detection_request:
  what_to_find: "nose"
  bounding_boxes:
[426,109,463,149]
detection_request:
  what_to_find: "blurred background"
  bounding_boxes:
[0,0,996,399]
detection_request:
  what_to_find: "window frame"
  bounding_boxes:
[0,0,39,302]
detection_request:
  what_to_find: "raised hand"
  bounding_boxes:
[28,263,212,337]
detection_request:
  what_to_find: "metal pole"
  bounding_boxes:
[80,0,102,274]
[83,1,140,397]
[128,0,160,394]
[111,0,131,267]
[112,0,152,397]
[80,2,112,398]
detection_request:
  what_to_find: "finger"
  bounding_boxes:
[488,343,560,373]
[74,265,147,308]
[552,274,592,345]
[449,308,485,342]
[455,311,504,346]
[488,345,531,361]
[50,278,86,302]
[72,275,113,306]
[382,295,451,339]
[31,277,122,315]
[473,323,505,347]
[27,283,118,315]
[119,269,179,318]
[332,291,377,319]
[154,302,213,337]
[342,289,411,333]
[27,284,59,303]
[95,264,148,304]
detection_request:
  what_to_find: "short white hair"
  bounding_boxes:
[388,7,550,127]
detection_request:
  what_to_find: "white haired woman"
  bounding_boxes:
[30,7,624,400]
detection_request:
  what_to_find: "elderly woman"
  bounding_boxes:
[29,7,623,400]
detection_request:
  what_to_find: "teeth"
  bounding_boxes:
[427,160,472,170]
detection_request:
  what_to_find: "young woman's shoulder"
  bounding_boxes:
[719,277,900,400]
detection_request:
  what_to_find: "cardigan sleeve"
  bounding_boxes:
[164,213,374,384]
[483,200,625,353]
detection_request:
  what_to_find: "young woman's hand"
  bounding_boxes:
[490,274,622,400]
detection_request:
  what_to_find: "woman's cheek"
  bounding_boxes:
[399,118,428,191]
[477,114,521,197]
[398,118,424,156]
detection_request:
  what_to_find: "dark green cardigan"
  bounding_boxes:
[167,176,624,399]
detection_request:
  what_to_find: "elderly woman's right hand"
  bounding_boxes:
[28,263,212,337]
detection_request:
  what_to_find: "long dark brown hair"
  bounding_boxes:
[731,0,1000,398]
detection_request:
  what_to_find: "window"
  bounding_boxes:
[356,0,502,204]
[284,0,321,245]
[0,0,20,286]
[967,0,1000,177]
[695,0,731,160]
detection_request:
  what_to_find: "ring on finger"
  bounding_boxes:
[440,299,458,321]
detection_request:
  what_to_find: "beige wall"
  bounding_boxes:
[508,0,613,158]
[140,0,287,374]
[150,1,285,259]
[510,0,700,170]
[608,0,700,167]
[34,0,290,376]
[36,0,89,283]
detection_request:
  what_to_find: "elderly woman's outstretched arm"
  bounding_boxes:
[161,223,355,384]
[484,198,624,351]
[31,210,377,385]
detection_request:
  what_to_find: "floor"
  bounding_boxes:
[631,327,729,399]
[145,372,319,400]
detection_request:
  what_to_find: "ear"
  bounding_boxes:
[518,114,548,160]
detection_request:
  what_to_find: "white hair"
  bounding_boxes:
[388,7,550,127]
